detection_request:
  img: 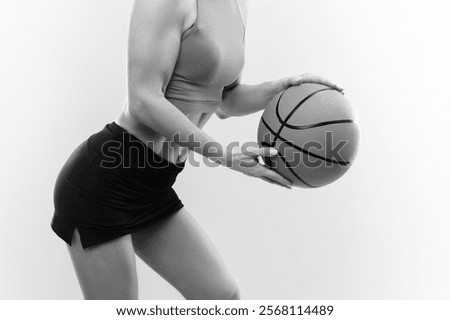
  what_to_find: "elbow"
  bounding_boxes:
[217,94,239,119]
[215,105,233,120]
[217,113,229,120]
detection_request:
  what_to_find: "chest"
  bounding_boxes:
[174,0,246,87]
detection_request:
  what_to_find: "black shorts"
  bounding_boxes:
[50,122,186,249]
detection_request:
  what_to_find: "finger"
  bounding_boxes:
[256,155,265,166]
[261,176,292,189]
[262,167,293,187]
[296,74,344,92]
[279,77,294,91]
[311,75,344,92]
[246,146,278,158]
[239,157,260,168]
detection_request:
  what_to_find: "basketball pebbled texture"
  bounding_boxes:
[257,83,360,188]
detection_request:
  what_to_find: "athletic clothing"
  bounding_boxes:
[51,0,246,249]
[165,0,246,107]
[51,122,185,249]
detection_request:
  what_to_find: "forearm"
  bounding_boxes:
[218,73,343,119]
[219,81,282,118]
[129,94,232,166]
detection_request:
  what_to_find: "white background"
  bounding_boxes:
[0,0,449,299]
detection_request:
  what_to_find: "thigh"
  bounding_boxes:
[131,208,240,300]
[67,228,138,299]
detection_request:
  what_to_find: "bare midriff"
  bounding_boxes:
[115,98,219,165]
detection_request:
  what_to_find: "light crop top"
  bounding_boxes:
[164,0,246,106]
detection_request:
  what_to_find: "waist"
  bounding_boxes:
[114,112,195,165]
[116,95,218,164]
[89,121,187,171]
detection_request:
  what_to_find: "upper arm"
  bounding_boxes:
[217,75,242,119]
[127,0,192,108]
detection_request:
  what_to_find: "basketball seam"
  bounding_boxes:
[281,119,359,130]
[274,87,338,144]
[270,90,288,147]
[261,117,351,166]
[261,141,316,188]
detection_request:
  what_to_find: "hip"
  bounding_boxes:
[54,122,186,198]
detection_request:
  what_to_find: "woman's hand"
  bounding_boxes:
[272,72,344,95]
[228,145,293,189]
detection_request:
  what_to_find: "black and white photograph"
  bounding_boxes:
[1,0,449,315]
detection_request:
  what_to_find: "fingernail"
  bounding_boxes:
[270,148,278,156]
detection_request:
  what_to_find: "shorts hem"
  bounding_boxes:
[51,202,185,250]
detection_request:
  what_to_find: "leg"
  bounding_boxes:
[132,207,240,300]
[66,228,139,299]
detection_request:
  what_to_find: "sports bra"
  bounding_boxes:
[164,0,246,107]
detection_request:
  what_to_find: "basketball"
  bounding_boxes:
[257,83,360,188]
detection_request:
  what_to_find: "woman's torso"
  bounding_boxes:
[116,0,246,164]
